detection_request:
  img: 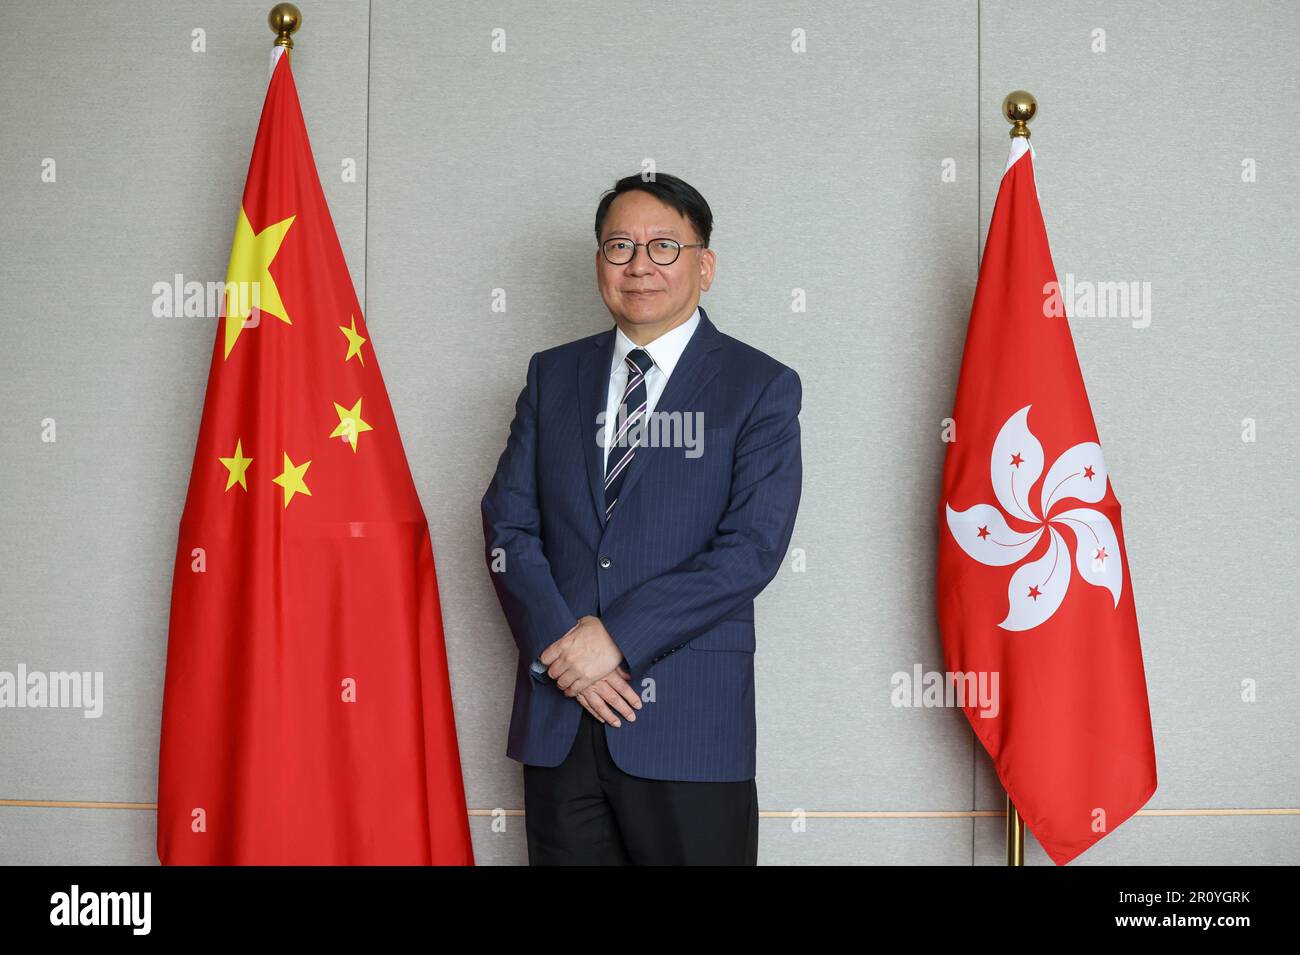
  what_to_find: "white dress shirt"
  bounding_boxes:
[602,306,701,472]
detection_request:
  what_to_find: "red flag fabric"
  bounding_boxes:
[157,49,474,864]
[936,137,1157,864]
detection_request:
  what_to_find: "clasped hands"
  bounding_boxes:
[538,615,643,728]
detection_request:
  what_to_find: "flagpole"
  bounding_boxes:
[268,2,302,65]
[1000,88,1036,868]
[1007,794,1026,865]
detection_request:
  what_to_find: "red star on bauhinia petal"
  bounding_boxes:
[1010,452,1024,468]
[1094,547,1108,563]
[977,525,990,540]
[1083,465,1096,480]
[1027,585,1043,601]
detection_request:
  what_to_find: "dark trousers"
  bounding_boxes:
[523,706,759,865]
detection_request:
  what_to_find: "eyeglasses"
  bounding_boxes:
[600,237,705,266]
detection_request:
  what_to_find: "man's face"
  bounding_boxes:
[596,189,715,333]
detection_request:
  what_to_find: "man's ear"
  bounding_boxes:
[698,248,716,292]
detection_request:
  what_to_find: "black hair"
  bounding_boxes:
[594,172,713,248]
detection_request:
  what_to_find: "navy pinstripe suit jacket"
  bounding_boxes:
[480,305,802,782]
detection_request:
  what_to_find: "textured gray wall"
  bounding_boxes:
[0,0,1295,865]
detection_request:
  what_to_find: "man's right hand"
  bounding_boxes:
[576,665,642,727]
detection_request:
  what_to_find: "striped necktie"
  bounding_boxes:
[604,347,651,520]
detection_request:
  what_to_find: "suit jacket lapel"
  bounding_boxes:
[578,326,617,529]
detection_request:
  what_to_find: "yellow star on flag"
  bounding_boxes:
[218,438,253,491]
[330,397,374,452]
[223,206,295,360]
[339,315,367,365]
[271,452,312,507]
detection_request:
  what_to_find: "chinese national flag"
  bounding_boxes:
[936,137,1157,864]
[157,49,474,864]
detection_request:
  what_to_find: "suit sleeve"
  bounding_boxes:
[600,366,802,682]
[481,351,580,680]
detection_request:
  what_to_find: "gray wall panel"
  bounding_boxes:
[978,0,1300,822]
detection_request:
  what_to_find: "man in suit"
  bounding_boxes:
[481,172,802,864]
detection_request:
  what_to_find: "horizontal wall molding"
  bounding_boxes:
[2,800,1297,818]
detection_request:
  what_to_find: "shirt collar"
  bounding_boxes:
[612,306,701,379]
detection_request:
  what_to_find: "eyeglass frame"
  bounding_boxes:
[599,236,707,266]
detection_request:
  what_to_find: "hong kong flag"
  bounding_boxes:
[936,136,1157,864]
[157,48,474,864]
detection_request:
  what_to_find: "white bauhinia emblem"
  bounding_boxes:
[945,405,1122,631]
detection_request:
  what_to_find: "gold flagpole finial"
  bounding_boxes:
[268,3,302,56]
[1002,90,1037,139]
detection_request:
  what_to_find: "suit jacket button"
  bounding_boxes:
[599,556,612,568]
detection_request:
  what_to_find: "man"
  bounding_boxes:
[481,172,802,865]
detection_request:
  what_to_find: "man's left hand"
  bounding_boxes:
[539,615,625,698]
